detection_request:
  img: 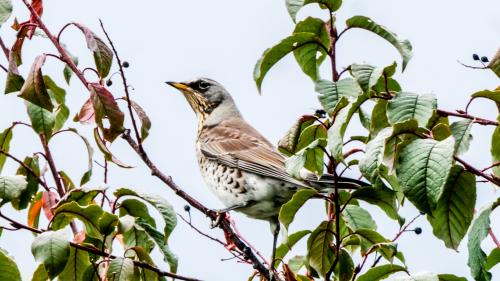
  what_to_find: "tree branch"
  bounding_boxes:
[436,109,498,126]
[455,156,500,187]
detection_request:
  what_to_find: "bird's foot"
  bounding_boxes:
[209,209,231,229]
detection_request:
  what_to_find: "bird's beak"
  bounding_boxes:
[166,81,191,93]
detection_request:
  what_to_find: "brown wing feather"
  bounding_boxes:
[199,118,305,186]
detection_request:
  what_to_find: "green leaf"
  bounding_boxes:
[327,94,369,160]
[437,274,468,281]
[352,186,400,221]
[58,247,91,281]
[0,175,27,205]
[118,198,157,228]
[316,78,362,115]
[467,200,499,281]
[90,83,125,142]
[129,100,152,140]
[485,248,500,271]
[346,16,412,70]
[93,128,132,168]
[274,230,311,267]
[43,76,66,104]
[18,55,54,112]
[26,102,55,141]
[0,0,13,26]
[307,220,334,277]
[51,202,118,239]
[254,32,321,91]
[285,139,326,177]
[55,186,104,207]
[0,248,21,281]
[285,0,342,22]
[427,165,475,249]
[356,264,407,281]
[136,220,178,273]
[278,116,315,156]
[279,189,317,230]
[65,128,94,185]
[370,99,390,136]
[122,223,155,253]
[387,92,437,127]
[74,23,113,78]
[393,272,439,281]
[336,249,354,281]
[114,188,177,240]
[471,88,500,105]
[342,205,376,231]
[491,119,500,178]
[31,264,49,281]
[288,255,306,273]
[128,246,160,281]
[4,70,24,94]
[350,64,384,93]
[352,229,388,255]
[397,137,454,213]
[12,155,40,210]
[31,230,70,279]
[293,17,330,80]
[0,127,13,173]
[487,50,500,78]
[107,258,135,281]
[63,49,78,85]
[449,120,473,155]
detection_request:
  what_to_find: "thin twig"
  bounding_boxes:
[178,213,226,246]
[455,156,500,187]
[482,162,500,172]
[0,150,50,192]
[436,109,498,126]
[489,229,500,249]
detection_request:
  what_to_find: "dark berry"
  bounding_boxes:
[122,61,130,68]
[480,56,489,63]
[472,54,480,61]
[419,211,426,215]
[106,79,112,86]
[184,205,191,212]
[315,109,326,117]
[414,227,422,235]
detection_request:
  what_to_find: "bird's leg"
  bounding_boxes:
[269,217,280,281]
[210,201,254,228]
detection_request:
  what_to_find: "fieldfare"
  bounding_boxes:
[167,78,366,277]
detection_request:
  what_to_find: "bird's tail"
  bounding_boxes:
[303,173,370,190]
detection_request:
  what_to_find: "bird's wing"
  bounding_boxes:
[199,118,306,186]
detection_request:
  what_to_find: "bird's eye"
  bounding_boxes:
[197,80,210,90]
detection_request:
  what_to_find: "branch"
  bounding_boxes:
[436,109,498,126]
[455,156,500,187]
[0,211,200,281]
[0,150,50,192]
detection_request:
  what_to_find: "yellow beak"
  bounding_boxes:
[166,81,191,92]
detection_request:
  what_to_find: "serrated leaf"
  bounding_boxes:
[278,189,318,229]
[114,188,176,240]
[31,230,70,279]
[467,200,499,281]
[51,202,118,239]
[136,220,178,273]
[293,17,330,80]
[58,247,91,281]
[350,64,384,93]
[428,165,475,249]
[129,100,151,140]
[0,175,27,205]
[107,258,134,281]
[90,83,124,142]
[12,155,40,210]
[254,32,321,91]
[0,127,13,173]
[0,248,21,281]
[316,78,362,115]
[26,102,55,141]
[397,137,454,213]
[342,205,376,231]
[449,120,473,155]
[356,264,407,281]
[73,23,113,78]
[18,55,54,111]
[346,16,412,70]
[307,220,334,277]
[274,230,311,267]
[285,0,342,22]
[387,92,437,127]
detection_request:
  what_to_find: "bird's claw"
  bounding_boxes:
[209,210,229,229]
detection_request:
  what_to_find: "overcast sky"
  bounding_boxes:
[0,0,499,280]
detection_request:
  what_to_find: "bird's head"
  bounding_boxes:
[167,78,241,126]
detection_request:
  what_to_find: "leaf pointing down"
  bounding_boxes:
[73,23,113,78]
[18,55,54,111]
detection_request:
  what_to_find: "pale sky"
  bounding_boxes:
[0,0,499,280]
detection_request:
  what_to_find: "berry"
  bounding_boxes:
[414,227,422,235]
[184,205,191,212]
[122,61,130,68]
[472,54,480,61]
[480,56,489,63]
[106,79,112,86]
[315,109,326,117]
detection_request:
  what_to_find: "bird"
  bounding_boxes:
[166,78,366,278]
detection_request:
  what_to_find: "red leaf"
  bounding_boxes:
[74,98,96,124]
[41,191,58,220]
[27,193,43,228]
[90,83,124,141]
[27,0,43,38]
